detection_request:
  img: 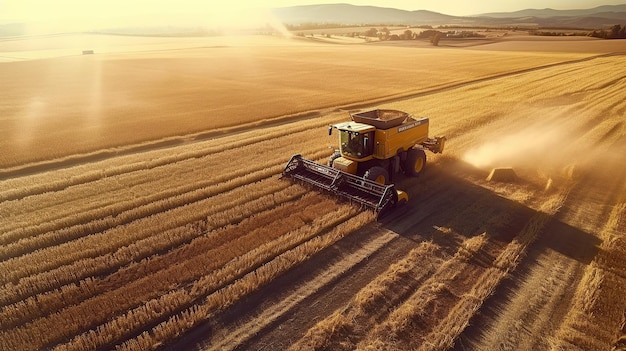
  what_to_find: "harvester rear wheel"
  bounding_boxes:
[364,166,389,185]
[404,148,426,177]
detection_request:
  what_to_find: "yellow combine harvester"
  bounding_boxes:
[283,109,445,216]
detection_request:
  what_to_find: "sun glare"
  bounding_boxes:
[3,1,289,35]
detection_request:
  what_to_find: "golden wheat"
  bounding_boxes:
[289,241,441,351]
[113,210,374,351]
[2,37,625,351]
[552,197,626,350]
[416,186,570,351]
[0,37,590,168]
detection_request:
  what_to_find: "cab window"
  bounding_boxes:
[340,131,374,158]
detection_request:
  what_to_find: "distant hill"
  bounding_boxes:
[3,3,626,37]
[271,3,626,29]
[476,4,626,18]
[271,4,462,25]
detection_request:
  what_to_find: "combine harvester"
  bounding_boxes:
[283,109,445,217]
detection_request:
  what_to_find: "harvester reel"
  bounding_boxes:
[282,155,399,216]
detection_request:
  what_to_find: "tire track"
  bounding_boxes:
[205,229,400,351]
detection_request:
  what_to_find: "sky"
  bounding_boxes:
[1,0,624,31]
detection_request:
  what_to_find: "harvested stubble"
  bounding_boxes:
[1,195,338,350]
[552,199,626,350]
[289,241,441,351]
[418,188,570,351]
[0,182,307,329]
[65,209,374,351]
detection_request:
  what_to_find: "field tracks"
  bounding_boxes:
[286,173,572,351]
[552,185,626,350]
[420,191,568,351]
[205,227,400,351]
[1,195,369,350]
[288,240,443,351]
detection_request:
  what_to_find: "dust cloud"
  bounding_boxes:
[460,112,605,179]
[462,126,564,169]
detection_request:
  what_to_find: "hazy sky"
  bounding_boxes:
[2,0,624,27]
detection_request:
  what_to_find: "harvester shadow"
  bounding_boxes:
[379,158,602,350]
[379,157,600,266]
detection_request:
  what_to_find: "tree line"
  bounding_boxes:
[589,24,626,39]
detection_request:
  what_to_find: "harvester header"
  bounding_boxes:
[283,155,399,213]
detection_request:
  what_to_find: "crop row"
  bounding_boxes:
[553,194,626,350]
[0,180,307,328]
[0,112,344,204]
[112,210,374,351]
[0,125,334,248]
[1,193,342,350]
[51,204,365,351]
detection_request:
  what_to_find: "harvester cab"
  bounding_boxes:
[283,109,445,217]
[329,121,376,161]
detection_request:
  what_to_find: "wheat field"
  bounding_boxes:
[1,33,625,350]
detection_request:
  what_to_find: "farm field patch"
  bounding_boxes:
[0,33,595,170]
[1,34,625,350]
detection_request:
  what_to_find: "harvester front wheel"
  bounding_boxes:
[364,166,389,185]
[404,148,426,177]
